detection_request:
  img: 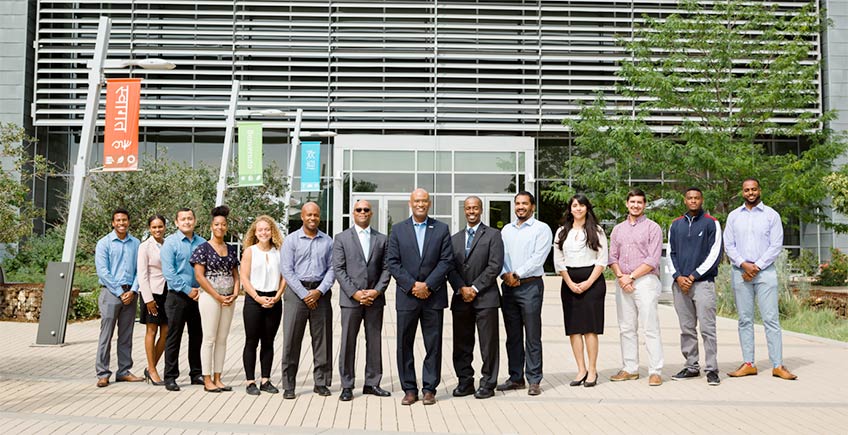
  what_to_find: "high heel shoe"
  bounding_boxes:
[144,368,150,384]
[570,373,588,387]
[145,368,166,386]
[584,374,598,388]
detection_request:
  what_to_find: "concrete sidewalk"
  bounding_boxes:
[0,277,845,434]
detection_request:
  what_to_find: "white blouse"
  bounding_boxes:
[553,226,609,271]
[248,244,281,292]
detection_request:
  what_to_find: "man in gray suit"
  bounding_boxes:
[448,196,504,399]
[333,200,392,401]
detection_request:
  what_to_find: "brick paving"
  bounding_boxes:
[0,277,846,434]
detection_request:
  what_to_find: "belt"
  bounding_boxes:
[301,281,321,290]
[517,276,542,285]
[105,284,133,292]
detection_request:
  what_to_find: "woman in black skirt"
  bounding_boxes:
[553,194,608,388]
[137,214,169,385]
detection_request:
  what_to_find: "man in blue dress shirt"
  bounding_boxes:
[94,208,142,387]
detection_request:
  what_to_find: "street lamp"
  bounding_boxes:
[37,16,175,346]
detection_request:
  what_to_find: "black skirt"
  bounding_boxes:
[139,288,168,325]
[560,265,606,335]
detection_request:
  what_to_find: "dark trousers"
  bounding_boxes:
[243,291,283,381]
[502,280,544,384]
[281,289,333,390]
[452,306,499,390]
[163,290,202,382]
[339,305,385,389]
[397,306,444,394]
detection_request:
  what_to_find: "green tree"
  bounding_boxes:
[224,162,290,236]
[0,122,51,244]
[554,0,844,230]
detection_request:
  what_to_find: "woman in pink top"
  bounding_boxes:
[137,214,168,385]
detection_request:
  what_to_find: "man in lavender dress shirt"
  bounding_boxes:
[724,178,797,381]
[608,188,664,386]
[280,202,337,398]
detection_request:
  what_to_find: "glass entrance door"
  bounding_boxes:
[453,195,515,231]
[353,195,409,234]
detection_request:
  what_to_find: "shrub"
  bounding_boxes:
[815,248,848,286]
[791,249,819,278]
[71,288,100,321]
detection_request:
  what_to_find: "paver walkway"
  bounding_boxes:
[1,277,846,434]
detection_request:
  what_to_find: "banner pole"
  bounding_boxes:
[216,80,240,206]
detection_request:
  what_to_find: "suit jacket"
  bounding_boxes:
[386,216,454,311]
[333,226,391,308]
[448,223,504,310]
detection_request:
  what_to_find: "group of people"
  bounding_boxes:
[92,177,796,407]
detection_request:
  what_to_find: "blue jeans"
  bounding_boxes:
[732,265,782,368]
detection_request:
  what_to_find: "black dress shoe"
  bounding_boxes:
[204,386,222,393]
[190,376,205,385]
[362,385,391,397]
[283,390,296,399]
[570,373,588,387]
[165,381,180,392]
[340,388,353,401]
[452,384,475,397]
[260,381,279,394]
[495,379,526,391]
[218,385,232,392]
[313,385,331,396]
[246,383,260,396]
[584,375,598,388]
[474,387,494,399]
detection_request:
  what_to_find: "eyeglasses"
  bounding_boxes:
[354,208,371,213]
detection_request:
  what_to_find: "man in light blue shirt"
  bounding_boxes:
[279,201,336,399]
[724,178,797,381]
[497,191,553,396]
[161,208,207,391]
[94,208,142,387]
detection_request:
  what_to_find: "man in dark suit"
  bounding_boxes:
[448,196,504,399]
[333,200,393,401]
[387,188,454,406]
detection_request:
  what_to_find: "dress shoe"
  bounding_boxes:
[648,374,662,386]
[340,388,353,401]
[495,379,526,391]
[422,391,436,405]
[772,365,798,380]
[570,373,588,387]
[727,363,758,378]
[527,383,541,396]
[218,385,233,392]
[144,369,165,386]
[584,374,598,388]
[452,384,475,397]
[283,390,296,399]
[362,385,391,397]
[165,381,181,392]
[260,381,279,394]
[190,375,205,385]
[204,386,222,393]
[116,373,144,382]
[246,383,260,396]
[401,391,418,405]
[96,377,109,388]
[610,370,639,382]
[313,385,332,396]
[474,387,494,399]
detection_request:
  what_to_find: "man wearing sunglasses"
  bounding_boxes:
[332,200,392,401]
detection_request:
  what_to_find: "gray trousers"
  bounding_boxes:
[672,281,718,372]
[95,289,136,379]
[338,305,384,389]
[502,280,544,384]
[281,289,333,390]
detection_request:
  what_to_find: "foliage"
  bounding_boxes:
[815,248,848,286]
[224,162,289,237]
[553,0,845,231]
[70,288,100,321]
[1,226,65,279]
[790,249,820,278]
[823,164,848,223]
[0,123,53,244]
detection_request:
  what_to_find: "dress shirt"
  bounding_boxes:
[94,230,140,298]
[553,226,608,271]
[724,201,783,269]
[137,237,166,303]
[160,230,207,295]
[608,215,662,276]
[355,224,371,260]
[414,220,427,256]
[501,217,553,278]
[279,228,336,299]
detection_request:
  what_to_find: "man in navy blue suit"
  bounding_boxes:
[387,188,454,406]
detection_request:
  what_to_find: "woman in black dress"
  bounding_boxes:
[553,194,608,387]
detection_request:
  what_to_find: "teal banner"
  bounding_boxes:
[301,141,321,192]
[238,122,263,187]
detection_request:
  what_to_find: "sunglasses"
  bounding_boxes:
[354,208,371,213]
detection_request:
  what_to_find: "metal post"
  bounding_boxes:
[215,80,240,206]
[281,108,303,235]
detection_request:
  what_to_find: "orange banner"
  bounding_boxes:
[103,78,141,171]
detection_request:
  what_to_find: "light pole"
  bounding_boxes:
[36,16,175,345]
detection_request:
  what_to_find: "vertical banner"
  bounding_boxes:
[238,122,263,187]
[103,78,141,171]
[300,141,321,192]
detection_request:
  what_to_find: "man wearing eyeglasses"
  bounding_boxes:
[332,200,393,401]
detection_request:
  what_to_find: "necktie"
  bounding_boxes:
[466,227,476,255]
[359,229,370,260]
[414,222,426,256]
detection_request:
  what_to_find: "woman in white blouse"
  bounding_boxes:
[137,214,168,385]
[553,194,608,388]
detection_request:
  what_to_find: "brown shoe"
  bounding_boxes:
[422,391,436,405]
[772,366,797,380]
[116,373,144,382]
[96,377,109,388]
[495,379,526,391]
[727,363,758,378]
[527,383,541,396]
[648,374,662,386]
[610,370,639,382]
[401,391,418,406]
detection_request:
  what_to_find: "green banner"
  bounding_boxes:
[238,122,263,187]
